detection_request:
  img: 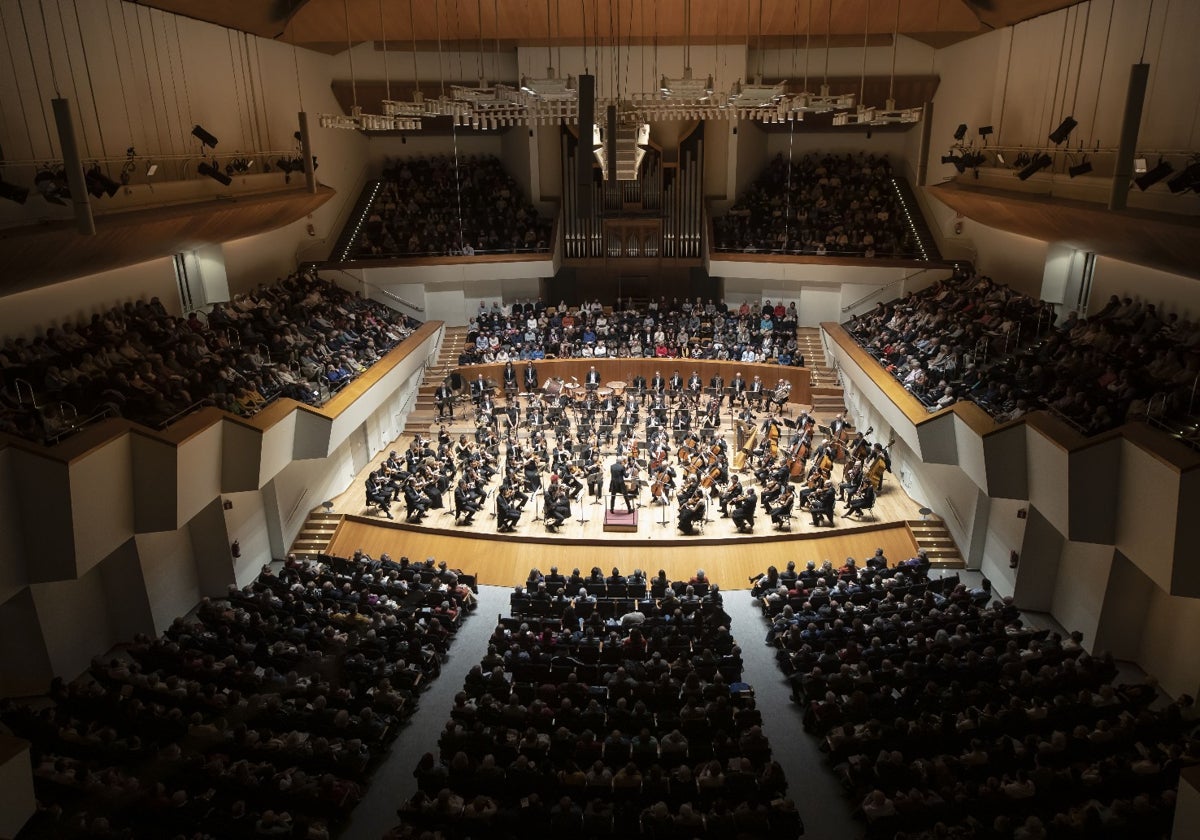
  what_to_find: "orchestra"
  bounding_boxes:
[358,362,898,543]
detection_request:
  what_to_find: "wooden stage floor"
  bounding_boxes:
[318,398,929,589]
[327,516,921,591]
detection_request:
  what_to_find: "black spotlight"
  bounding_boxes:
[978,125,993,138]
[1017,153,1053,181]
[1068,158,1093,178]
[1167,163,1200,194]
[953,123,967,142]
[0,176,29,204]
[224,157,252,176]
[34,168,69,205]
[85,164,120,198]
[198,161,233,186]
[191,125,219,149]
[1135,159,1174,191]
[1048,116,1077,145]
[961,151,987,169]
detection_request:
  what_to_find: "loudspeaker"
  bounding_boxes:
[577,74,594,217]
[607,104,617,182]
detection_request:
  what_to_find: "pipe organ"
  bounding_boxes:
[561,125,704,261]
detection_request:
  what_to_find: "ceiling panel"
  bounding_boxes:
[127,0,1089,53]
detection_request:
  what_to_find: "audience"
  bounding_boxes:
[713,152,917,259]
[352,155,553,258]
[1,552,475,840]
[845,268,1200,439]
[752,554,1198,839]
[459,296,806,365]
[0,272,419,444]
[386,567,804,839]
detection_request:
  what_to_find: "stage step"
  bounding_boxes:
[906,519,965,568]
[289,509,342,557]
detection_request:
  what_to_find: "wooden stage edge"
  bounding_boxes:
[326,515,920,591]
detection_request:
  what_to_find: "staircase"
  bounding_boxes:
[328,178,383,262]
[906,517,965,568]
[290,508,341,559]
[796,327,847,420]
[405,326,470,437]
[890,177,942,263]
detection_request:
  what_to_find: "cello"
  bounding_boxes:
[787,432,812,479]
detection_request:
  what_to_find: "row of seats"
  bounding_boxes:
[1,553,475,840]
[385,570,804,839]
[0,271,419,445]
[751,559,1198,839]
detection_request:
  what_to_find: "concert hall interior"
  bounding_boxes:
[1,1,1200,838]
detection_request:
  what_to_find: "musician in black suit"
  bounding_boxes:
[843,483,876,518]
[470,373,488,404]
[502,361,518,395]
[585,366,601,390]
[687,370,703,396]
[709,373,725,405]
[631,372,648,404]
[585,455,604,499]
[669,370,684,398]
[768,486,795,529]
[748,375,764,409]
[678,494,704,535]
[730,372,746,407]
[435,380,454,418]
[544,484,571,531]
[651,370,666,395]
[810,483,837,527]
[454,479,481,524]
[609,456,635,512]
[731,486,757,533]
[523,361,539,391]
[497,487,522,532]
[365,470,394,519]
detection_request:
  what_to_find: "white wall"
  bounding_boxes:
[222,490,273,583]
[0,259,177,339]
[135,528,199,634]
[1091,256,1200,320]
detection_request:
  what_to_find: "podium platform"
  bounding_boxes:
[603,507,638,532]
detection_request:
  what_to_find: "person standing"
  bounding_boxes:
[609,456,635,512]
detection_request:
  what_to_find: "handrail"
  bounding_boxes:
[322,268,426,313]
[840,267,940,313]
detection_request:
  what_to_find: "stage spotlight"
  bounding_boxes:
[961,152,987,169]
[1167,163,1200,194]
[1134,158,1148,174]
[191,125,219,149]
[85,165,121,198]
[1017,153,1053,181]
[1134,159,1174,191]
[978,125,993,137]
[953,123,967,141]
[225,157,252,176]
[994,152,1006,166]
[1068,158,1093,178]
[1048,116,1077,145]
[0,176,29,204]
[941,153,960,165]
[34,168,69,205]
[145,163,158,178]
[198,161,232,186]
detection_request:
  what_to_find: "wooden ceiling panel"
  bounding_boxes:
[128,0,1083,52]
[0,186,334,295]
[928,181,1200,281]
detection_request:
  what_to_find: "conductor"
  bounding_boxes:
[609,456,635,513]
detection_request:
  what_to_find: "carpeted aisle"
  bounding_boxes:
[724,590,861,840]
[343,585,509,840]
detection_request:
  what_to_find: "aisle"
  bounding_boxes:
[723,592,861,840]
[342,585,509,840]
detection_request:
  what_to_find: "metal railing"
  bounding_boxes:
[840,267,942,314]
